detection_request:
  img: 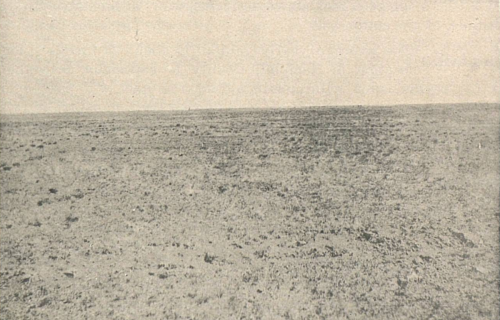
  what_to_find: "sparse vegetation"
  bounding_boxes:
[0,104,499,319]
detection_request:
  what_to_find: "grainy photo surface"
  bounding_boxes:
[1,1,499,319]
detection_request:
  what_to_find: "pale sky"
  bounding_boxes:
[1,0,499,114]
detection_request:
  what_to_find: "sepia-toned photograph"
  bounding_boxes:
[1,1,499,319]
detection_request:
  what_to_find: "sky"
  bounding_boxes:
[1,0,499,114]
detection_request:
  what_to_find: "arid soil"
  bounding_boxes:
[1,104,499,319]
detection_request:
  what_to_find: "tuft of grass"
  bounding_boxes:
[204,253,216,264]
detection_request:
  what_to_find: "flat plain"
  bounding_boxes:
[1,104,499,319]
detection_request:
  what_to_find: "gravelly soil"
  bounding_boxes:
[0,104,499,319]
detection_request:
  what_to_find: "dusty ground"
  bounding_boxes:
[0,104,499,319]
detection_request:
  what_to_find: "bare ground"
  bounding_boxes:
[0,104,499,319]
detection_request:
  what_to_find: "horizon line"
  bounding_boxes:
[1,101,499,117]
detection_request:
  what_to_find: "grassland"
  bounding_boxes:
[1,104,499,319]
